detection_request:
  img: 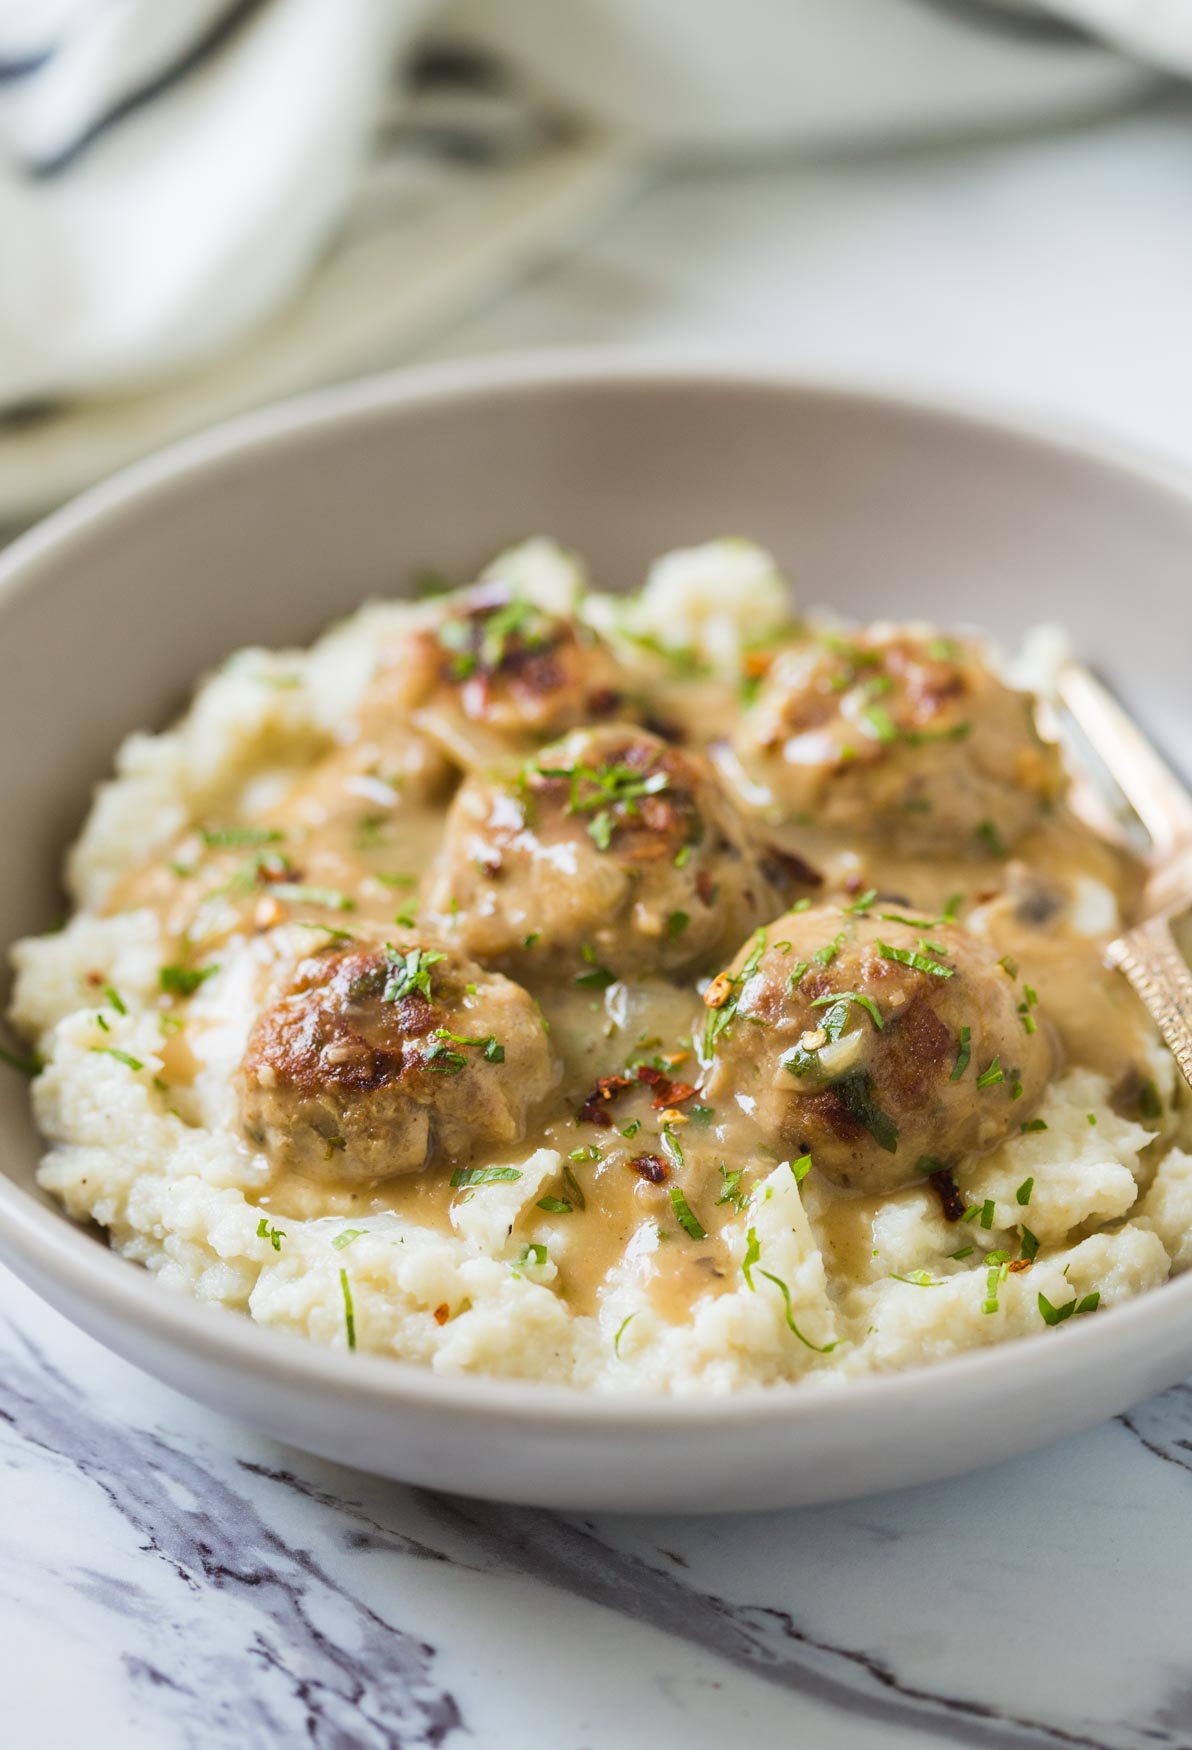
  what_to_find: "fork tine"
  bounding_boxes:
[1056,663,1192,860]
[1109,914,1192,1091]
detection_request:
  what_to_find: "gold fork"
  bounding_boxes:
[1055,662,1192,1089]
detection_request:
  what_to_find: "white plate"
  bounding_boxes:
[2,352,1191,1512]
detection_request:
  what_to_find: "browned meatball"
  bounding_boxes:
[423,724,816,980]
[239,932,556,1183]
[363,584,631,765]
[699,904,1055,1194]
[731,630,1064,854]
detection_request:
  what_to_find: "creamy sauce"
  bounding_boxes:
[103,656,1158,1329]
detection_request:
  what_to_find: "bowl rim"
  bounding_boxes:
[4,344,1192,1432]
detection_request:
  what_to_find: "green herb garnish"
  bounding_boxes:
[160,963,218,998]
[450,1166,523,1188]
[201,826,284,849]
[876,940,954,979]
[669,1186,707,1240]
[1039,1290,1099,1326]
[339,1268,357,1349]
[949,1026,972,1081]
[256,1217,285,1252]
[90,1046,143,1072]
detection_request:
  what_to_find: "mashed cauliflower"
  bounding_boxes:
[8,539,1189,1394]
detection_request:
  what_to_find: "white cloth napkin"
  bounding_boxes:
[0,0,1187,436]
[0,0,427,408]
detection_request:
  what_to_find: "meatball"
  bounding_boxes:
[731,630,1064,855]
[363,583,630,767]
[699,904,1055,1194]
[423,724,816,980]
[238,932,556,1183]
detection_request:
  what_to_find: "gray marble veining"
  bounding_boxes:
[4,1262,1192,1750]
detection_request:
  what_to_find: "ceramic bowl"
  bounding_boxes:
[2,353,1191,1512]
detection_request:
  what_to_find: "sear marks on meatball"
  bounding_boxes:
[363,584,633,770]
[730,629,1065,856]
[423,723,818,980]
[699,904,1055,1194]
[239,932,556,1184]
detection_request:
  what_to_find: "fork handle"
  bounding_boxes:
[1057,663,1192,861]
[1109,914,1192,1091]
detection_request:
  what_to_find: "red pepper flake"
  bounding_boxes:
[578,1072,633,1126]
[1007,1258,1032,1274]
[635,1064,695,1109]
[433,1303,451,1325]
[629,1153,668,1184]
[928,1168,966,1222]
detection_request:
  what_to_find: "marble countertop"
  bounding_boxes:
[8,91,1192,1750]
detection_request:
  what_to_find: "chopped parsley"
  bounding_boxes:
[382,945,445,1004]
[983,1250,1010,1315]
[759,1269,840,1351]
[256,1217,285,1252]
[614,1312,637,1357]
[518,1243,548,1268]
[791,1154,812,1183]
[975,1057,1005,1091]
[621,1118,642,1138]
[296,922,355,945]
[160,963,218,998]
[891,1270,945,1287]
[102,985,127,1015]
[1020,1226,1040,1262]
[1139,1079,1163,1121]
[425,1043,467,1074]
[450,1166,523,1188]
[834,1071,899,1154]
[669,1186,707,1241]
[860,704,897,744]
[1021,1118,1048,1133]
[434,1028,505,1063]
[339,1268,357,1350]
[809,988,883,1031]
[1015,1177,1034,1206]
[1039,1290,1100,1326]
[716,1164,748,1211]
[201,826,284,849]
[876,940,954,979]
[742,1226,762,1290]
[271,883,357,912]
[575,958,617,990]
[977,819,1007,858]
[687,1105,715,1127]
[703,928,767,1057]
[90,1046,143,1072]
[536,1196,573,1214]
[844,888,878,914]
[667,910,690,940]
[950,1026,972,1081]
[661,1123,686,1170]
[332,1229,364,1250]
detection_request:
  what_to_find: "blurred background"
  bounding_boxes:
[3,0,1192,540]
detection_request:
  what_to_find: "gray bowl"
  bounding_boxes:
[2,353,1190,1511]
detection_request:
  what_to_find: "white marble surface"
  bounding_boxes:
[8,91,1192,1750]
